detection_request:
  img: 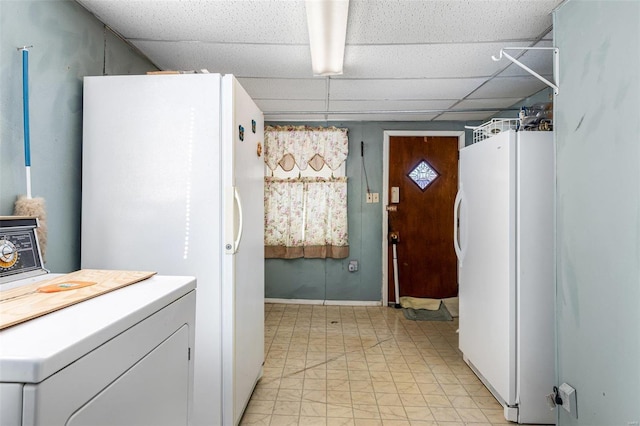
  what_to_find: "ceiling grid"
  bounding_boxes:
[77,0,563,122]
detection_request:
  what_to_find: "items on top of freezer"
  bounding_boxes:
[519,102,553,131]
[472,118,519,144]
[471,102,554,144]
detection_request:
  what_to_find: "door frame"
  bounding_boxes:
[381,130,466,306]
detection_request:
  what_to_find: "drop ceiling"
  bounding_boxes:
[76,0,563,122]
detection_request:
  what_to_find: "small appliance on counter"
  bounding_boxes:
[0,217,197,426]
[0,217,46,285]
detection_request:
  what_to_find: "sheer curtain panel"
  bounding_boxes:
[264,126,349,259]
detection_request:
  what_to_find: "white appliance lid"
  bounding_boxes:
[0,274,195,383]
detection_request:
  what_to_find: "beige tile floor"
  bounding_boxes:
[240,303,513,426]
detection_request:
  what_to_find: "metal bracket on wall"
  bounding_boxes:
[492,47,560,95]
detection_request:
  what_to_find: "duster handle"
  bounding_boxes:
[19,46,32,197]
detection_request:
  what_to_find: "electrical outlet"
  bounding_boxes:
[371,193,379,203]
[366,193,373,203]
[558,383,577,418]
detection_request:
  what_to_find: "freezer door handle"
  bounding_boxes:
[224,186,244,254]
[453,187,464,265]
[234,187,244,252]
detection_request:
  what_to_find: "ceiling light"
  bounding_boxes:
[305,0,349,76]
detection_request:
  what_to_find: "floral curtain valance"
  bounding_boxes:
[264,125,349,172]
[264,176,349,259]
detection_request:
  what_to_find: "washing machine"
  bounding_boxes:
[0,217,197,426]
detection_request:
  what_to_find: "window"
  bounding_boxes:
[264,126,349,259]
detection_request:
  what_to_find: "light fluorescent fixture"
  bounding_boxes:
[305,0,349,76]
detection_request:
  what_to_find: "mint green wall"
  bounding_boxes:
[0,0,156,272]
[265,121,468,301]
[555,1,640,423]
[264,90,552,302]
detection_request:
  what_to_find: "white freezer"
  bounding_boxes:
[455,130,555,424]
[81,73,265,426]
[0,274,196,426]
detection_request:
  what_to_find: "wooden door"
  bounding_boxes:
[388,136,459,300]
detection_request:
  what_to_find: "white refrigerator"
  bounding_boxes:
[81,74,264,426]
[454,130,555,424]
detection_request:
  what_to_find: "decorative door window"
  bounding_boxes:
[408,159,439,190]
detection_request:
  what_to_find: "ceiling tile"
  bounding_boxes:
[455,98,525,110]
[256,99,327,113]
[467,76,549,99]
[131,41,313,78]
[78,0,309,43]
[324,113,440,122]
[347,0,561,43]
[434,111,499,121]
[342,42,534,79]
[347,0,562,44]
[328,99,457,112]
[329,78,488,100]
[238,78,327,100]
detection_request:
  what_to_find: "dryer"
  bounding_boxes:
[0,217,196,426]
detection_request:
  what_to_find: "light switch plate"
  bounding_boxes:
[391,187,399,203]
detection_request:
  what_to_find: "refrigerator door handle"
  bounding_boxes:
[224,186,244,254]
[453,187,464,264]
[234,187,244,252]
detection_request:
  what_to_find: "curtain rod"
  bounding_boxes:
[264,107,519,116]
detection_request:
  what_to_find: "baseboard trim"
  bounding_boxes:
[265,298,382,307]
